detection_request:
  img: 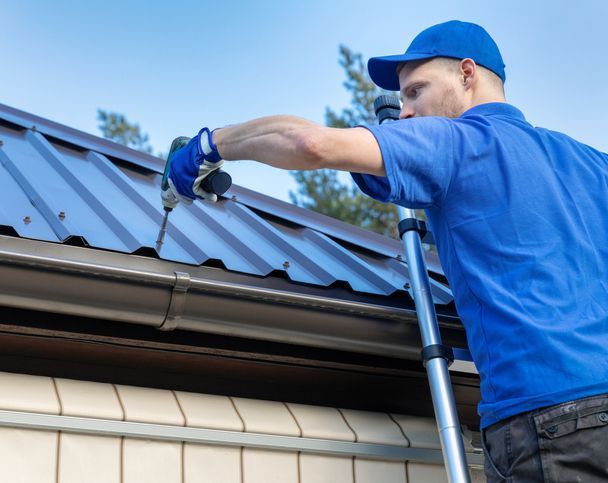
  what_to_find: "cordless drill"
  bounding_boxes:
[155,136,232,252]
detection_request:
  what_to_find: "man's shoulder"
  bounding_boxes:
[530,125,608,160]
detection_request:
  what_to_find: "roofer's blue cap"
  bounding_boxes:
[368,20,506,91]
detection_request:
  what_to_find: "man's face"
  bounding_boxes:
[397,58,466,119]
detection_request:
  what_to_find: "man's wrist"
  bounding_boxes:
[198,127,222,163]
[210,128,223,160]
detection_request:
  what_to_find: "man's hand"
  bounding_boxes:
[167,128,224,205]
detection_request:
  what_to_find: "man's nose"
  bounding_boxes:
[399,103,414,119]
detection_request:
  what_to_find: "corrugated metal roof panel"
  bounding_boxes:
[0,104,453,302]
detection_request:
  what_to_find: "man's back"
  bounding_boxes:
[430,102,608,428]
[352,102,608,428]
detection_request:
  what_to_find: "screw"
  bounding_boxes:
[31,125,37,132]
[231,195,238,202]
[396,254,403,261]
[58,211,66,220]
[283,261,290,269]
[23,216,31,224]
[547,425,558,434]
[404,282,411,290]
[599,413,608,423]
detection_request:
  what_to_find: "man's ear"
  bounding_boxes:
[460,58,476,89]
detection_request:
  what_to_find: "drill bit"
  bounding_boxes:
[155,136,191,254]
[155,207,172,252]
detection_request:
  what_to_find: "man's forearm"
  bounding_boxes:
[212,115,326,170]
[211,115,385,176]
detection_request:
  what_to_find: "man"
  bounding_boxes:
[167,20,608,482]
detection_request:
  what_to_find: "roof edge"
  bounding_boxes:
[0,102,164,172]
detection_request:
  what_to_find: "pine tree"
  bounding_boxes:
[96,109,154,154]
[289,45,400,238]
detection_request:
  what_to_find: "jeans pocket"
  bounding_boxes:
[482,421,510,482]
[533,395,608,483]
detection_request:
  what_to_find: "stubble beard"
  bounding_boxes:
[435,85,465,118]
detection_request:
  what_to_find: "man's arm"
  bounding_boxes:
[213,115,386,176]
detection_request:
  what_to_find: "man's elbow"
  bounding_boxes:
[295,129,332,170]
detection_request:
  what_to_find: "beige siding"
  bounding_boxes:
[58,433,121,483]
[300,454,353,483]
[232,397,300,436]
[355,459,408,483]
[287,403,355,441]
[408,462,448,483]
[184,444,241,482]
[114,385,184,425]
[175,391,243,431]
[0,428,58,483]
[289,403,355,483]
[123,439,182,483]
[340,409,409,446]
[0,372,60,482]
[0,371,60,414]
[116,385,184,483]
[233,398,300,481]
[340,408,409,482]
[0,371,485,482]
[391,414,440,449]
[55,378,122,420]
[471,467,487,482]
[177,391,243,482]
[406,461,485,483]
[55,378,123,483]
[243,448,299,483]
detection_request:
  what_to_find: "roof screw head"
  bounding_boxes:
[396,254,403,261]
[58,211,66,220]
[231,195,238,202]
[31,125,37,132]
[23,216,31,224]
[283,261,290,269]
[404,282,411,290]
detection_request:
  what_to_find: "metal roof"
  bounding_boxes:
[0,103,452,303]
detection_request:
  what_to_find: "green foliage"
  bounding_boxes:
[96,109,154,154]
[289,170,399,238]
[324,45,389,127]
[290,45,400,238]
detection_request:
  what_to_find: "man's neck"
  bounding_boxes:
[460,93,506,116]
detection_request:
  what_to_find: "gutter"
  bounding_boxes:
[0,236,466,361]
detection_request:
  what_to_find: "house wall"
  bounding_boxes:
[0,371,485,482]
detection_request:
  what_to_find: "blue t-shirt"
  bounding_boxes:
[352,103,608,429]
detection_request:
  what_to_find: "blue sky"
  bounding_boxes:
[3,0,607,202]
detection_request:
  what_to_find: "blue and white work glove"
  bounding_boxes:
[164,127,224,206]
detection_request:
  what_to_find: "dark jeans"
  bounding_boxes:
[482,393,608,482]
